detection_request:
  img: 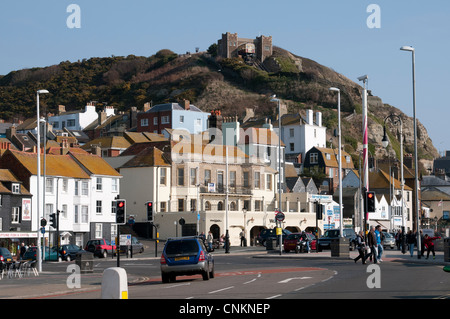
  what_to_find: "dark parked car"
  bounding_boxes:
[85,239,116,258]
[317,229,357,251]
[23,246,61,261]
[257,228,292,246]
[119,237,144,256]
[60,244,83,261]
[160,236,214,283]
[0,247,13,262]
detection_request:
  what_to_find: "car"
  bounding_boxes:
[257,228,292,247]
[317,229,357,251]
[85,239,116,258]
[23,246,61,261]
[160,236,214,283]
[119,237,144,256]
[0,247,13,263]
[60,244,84,261]
[283,232,317,253]
[382,232,395,249]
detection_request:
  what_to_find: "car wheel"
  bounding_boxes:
[202,268,210,281]
[66,256,71,262]
[209,263,215,279]
[102,250,108,258]
[162,273,170,283]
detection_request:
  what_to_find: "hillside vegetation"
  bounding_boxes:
[0,47,438,167]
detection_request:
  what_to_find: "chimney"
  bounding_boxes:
[91,145,101,156]
[143,102,151,112]
[6,125,16,141]
[315,111,322,127]
[130,107,138,128]
[183,100,190,111]
[58,105,66,114]
[306,110,313,125]
[98,111,107,125]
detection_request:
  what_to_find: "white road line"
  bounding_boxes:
[266,294,282,299]
[243,278,257,284]
[209,286,234,294]
[278,277,312,283]
[164,283,191,289]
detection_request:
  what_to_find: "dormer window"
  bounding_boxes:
[12,183,20,194]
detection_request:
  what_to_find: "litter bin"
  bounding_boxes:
[331,237,349,258]
[266,238,277,251]
[76,251,94,273]
[444,238,450,262]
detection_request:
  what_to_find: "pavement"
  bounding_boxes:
[1,242,448,299]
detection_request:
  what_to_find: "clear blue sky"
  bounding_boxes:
[1,0,449,155]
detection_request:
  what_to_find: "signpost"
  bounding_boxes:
[275,210,285,255]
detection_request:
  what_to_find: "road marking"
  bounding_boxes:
[266,294,282,299]
[164,283,191,289]
[278,277,312,283]
[209,286,234,294]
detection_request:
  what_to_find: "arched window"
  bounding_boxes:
[218,201,224,211]
[230,201,237,211]
[205,201,211,211]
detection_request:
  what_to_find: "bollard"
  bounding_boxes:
[101,267,128,299]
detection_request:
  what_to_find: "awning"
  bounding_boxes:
[368,220,391,230]
[0,232,38,239]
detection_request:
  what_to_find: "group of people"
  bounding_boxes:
[353,225,384,264]
[354,226,442,264]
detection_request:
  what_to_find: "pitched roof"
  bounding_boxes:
[369,169,413,191]
[69,152,121,176]
[5,149,90,179]
[80,136,131,150]
[120,147,170,169]
[0,169,30,195]
[312,147,354,169]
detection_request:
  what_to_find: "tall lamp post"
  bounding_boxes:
[400,45,421,259]
[329,88,343,237]
[271,95,283,255]
[36,89,49,272]
[382,114,406,253]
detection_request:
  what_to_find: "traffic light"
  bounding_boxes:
[316,202,323,220]
[49,213,57,229]
[116,199,126,225]
[146,201,154,222]
[365,191,376,213]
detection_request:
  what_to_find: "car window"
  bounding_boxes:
[165,240,199,256]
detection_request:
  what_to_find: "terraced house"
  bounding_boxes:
[0,148,121,248]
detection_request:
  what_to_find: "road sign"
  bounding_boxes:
[120,234,132,246]
[275,211,285,222]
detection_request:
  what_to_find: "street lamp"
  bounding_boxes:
[400,45,421,259]
[270,95,283,255]
[329,87,343,237]
[36,89,49,272]
[382,114,406,253]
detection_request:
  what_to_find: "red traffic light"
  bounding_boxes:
[117,201,125,208]
[367,193,374,199]
[148,202,152,207]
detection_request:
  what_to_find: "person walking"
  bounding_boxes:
[424,234,441,259]
[239,230,246,247]
[364,226,378,264]
[419,230,425,257]
[206,231,213,251]
[353,231,366,264]
[406,230,417,257]
[375,226,384,262]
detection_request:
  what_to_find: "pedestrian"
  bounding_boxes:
[353,231,366,264]
[364,226,378,264]
[239,230,246,247]
[375,226,384,262]
[19,242,26,260]
[424,234,441,259]
[206,231,213,251]
[406,230,416,257]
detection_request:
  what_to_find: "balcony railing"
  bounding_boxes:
[199,185,252,195]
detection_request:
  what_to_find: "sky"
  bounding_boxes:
[1,0,449,156]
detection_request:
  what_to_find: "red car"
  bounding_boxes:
[85,239,116,258]
[283,232,316,253]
